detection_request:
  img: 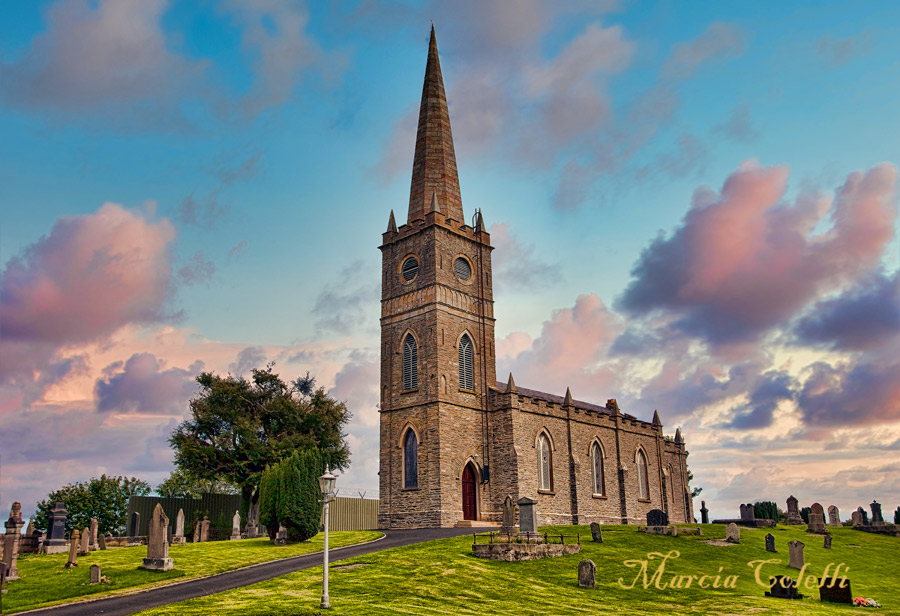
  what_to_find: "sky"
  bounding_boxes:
[1,0,899,523]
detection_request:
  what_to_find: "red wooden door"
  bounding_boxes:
[462,464,477,520]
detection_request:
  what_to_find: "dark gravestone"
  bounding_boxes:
[590,522,603,543]
[129,512,141,540]
[44,502,69,554]
[517,497,537,534]
[824,535,832,549]
[739,503,755,521]
[765,575,804,600]
[500,495,516,533]
[700,501,709,524]
[98,534,107,550]
[90,564,102,584]
[856,506,868,525]
[765,533,776,552]
[578,559,596,588]
[785,495,803,525]
[819,577,852,604]
[870,501,884,525]
[646,509,668,527]
[0,562,7,595]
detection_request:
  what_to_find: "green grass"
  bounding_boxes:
[2,531,382,614]
[136,524,899,615]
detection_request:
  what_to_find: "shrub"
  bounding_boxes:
[258,448,326,543]
[894,506,900,525]
[753,501,779,521]
[800,506,811,524]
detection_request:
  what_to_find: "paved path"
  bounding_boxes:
[20,527,490,616]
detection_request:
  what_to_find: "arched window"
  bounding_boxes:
[459,333,474,391]
[403,429,418,489]
[402,334,417,390]
[537,433,552,492]
[637,449,649,500]
[591,442,605,496]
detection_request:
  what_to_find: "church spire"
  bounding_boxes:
[408,26,463,224]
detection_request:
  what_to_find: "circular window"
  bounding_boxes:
[401,256,419,282]
[454,257,472,281]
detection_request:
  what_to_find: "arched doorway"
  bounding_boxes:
[462,463,478,521]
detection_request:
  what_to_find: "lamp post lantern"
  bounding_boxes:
[319,468,337,609]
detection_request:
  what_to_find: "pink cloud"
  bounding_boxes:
[94,353,201,415]
[1,203,176,345]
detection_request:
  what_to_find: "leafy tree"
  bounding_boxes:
[35,475,151,535]
[170,366,350,514]
[259,449,325,542]
[753,501,779,521]
[685,452,702,498]
[156,468,240,498]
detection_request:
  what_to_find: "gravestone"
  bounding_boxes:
[99,534,107,550]
[739,503,755,521]
[765,533,776,552]
[700,501,709,524]
[128,512,141,543]
[851,510,862,526]
[500,495,516,533]
[245,501,260,539]
[827,505,840,526]
[765,575,804,600]
[517,497,537,534]
[856,506,868,525]
[275,525,287,546]
[230,510,242,540]
[824,535,832,549]
[787,540,804,569]
[590,522,603,543]
[870,501,884,525]
[44,502,69,554]
[65,530,80,568]
[89,517,98,550]
[2,520,20,581]
[192,520,201,543]
[172,509,185,544]
[200,516,210,542]
[142,503,173,571]
[90,564,102,584]
[0,562,7,595]
[785,495,803,525]
[819,577,852,604]
[78,526,91,555]
[647,509,668,527]
[725,523,740,543]
[8,503,22,527]
[807,503,827,533]
[577,559,596,588]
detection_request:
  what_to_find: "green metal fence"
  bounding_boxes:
[324,497,379,531]
[126,494,242,537]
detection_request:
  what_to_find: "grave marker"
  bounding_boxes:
[824,535,832,549]
[142,504,173,571]
[500,495,516,533]
[90,564,102,584]
[90,517,98,550]
[517,497,537,535]
[78,526,90,555]
[172,509,186,544]
[590,522,603,543]
[785,495,803,525]
[827,505,840,526]
[647,509,668,527]
[765,533,776,552]
[44,502,68,554]
[870,500,884,526]
[65,530,79,568]
[807,502,827,533]
[700,501,709,525]
[787,540,804,569]
[578,559,596,588]
[231,510,242,540]
[725,523,740,543]
[819,577,852,604]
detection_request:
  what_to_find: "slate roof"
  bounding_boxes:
[492,380,640,421]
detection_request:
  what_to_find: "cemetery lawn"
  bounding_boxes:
[136,524,899,615]
[2,531,382,614]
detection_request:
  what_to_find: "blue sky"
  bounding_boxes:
[1,0,898,522]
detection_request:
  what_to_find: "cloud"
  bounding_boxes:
[176,192,230,228]
[793,270,900,352]
[712,104,760,142]
[618,162,898,346]
[177,252,216,286]
[725,370,797,430]
[1,202,176,345]
[214,153,263,186]
[814,33,871,68]
[0,0,208,129]
[95,353,200,415]
[228,346,267,377]
[489,223,561,291]
[227,240,248,262]
[661,22,746,80]
[312,261,379,335]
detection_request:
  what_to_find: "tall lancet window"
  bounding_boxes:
[459,333,474,391]
[403,429,418,489]
[637,449,650,500]
[402,333,418,390]
[537,433,552,492]
[591,442,605,496]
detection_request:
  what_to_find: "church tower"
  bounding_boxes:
[379,27,497,528]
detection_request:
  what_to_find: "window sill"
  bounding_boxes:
[537,490,555,495]
[638,498,651,503]
[458,389,475,394]
[401,487,420,492]
[400,388,419,395]
[592,493,607,499]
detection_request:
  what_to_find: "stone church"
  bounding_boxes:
[378,28,692,529]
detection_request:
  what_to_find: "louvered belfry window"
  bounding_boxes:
[637,449,650,500]
[401,256,419,282]
[454,257,471,281]
[402,334,418,390]
[592,442,605,496]
[459,333,474,391]
[403,429,418,489]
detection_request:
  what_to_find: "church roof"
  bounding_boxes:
[407,26,464,224]
[493,380,639,421]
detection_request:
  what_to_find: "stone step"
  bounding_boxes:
[454,520,501,528]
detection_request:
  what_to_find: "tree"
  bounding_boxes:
[685,452,702,498]
[156,468,240,498]
[754,501,779,521]
[35,475,150,535]
[169,365,350,514]
[259,449,325,542]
